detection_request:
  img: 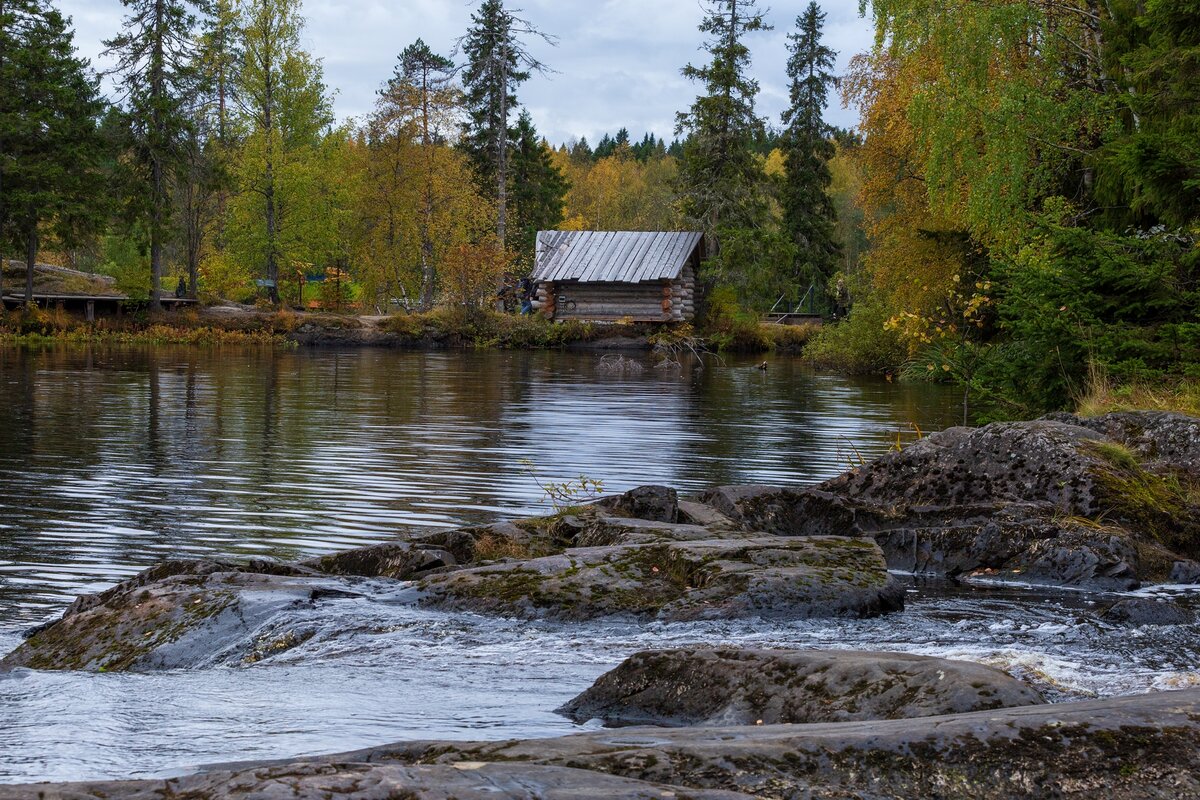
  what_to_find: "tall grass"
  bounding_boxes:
[1076,363,1200,417]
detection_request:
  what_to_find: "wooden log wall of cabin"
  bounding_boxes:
[553,281,671,321]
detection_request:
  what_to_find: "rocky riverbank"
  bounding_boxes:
[1,411,1197,797]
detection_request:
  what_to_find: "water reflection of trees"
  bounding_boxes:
[0,346,961,625]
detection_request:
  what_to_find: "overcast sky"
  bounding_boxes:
[56,0,875,145]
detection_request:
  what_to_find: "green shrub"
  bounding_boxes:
[805,293,906,373]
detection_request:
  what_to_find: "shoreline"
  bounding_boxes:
[0,305,817,354]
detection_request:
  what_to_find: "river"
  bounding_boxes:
[0,346,1195,783]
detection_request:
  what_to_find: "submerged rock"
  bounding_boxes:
[696,413,1200,590]
[0,561,365,673]
[416,536,902,622]
[558,647,1045,727]
[1099,597,1195,626]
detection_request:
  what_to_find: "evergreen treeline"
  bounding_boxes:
[3,0,1197,418]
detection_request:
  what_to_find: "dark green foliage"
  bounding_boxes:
[1,2,107,301]
[676,0,774,308]
[509,111,567,269]
[780,2,840,290]
[983,224,1200,414]
[1099,0,1200,230]
[458,0,554,249]
[104,0,206,307]
[675,0,771,236]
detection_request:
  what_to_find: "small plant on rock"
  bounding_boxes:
[519,458,604,512]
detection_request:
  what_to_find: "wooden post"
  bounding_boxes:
[86,299,95,322]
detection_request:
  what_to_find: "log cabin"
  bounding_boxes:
[531,231,703,323]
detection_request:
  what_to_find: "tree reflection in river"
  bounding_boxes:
[0,346,960,625]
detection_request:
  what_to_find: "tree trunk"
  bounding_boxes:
[23,221,36,306]
[150,157,164,311]
[496,43,508,249]
[0,0,7,301]
[266,159,278,303]
[148,0,166,312]
[419,68,436,311]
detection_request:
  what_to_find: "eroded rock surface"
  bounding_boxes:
[698,413,1200,590]
[8,689,1195,800]
[0,561,368,672]
[0,487,901,672]
[558,647,1045,726]
[0,762,754,800]
[416,536,902,622]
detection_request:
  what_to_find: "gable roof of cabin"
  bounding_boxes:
[533,231,703,284]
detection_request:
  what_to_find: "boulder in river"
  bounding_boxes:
[415,536,903,622]
[558,647,1046,727]
[0,560,360,672]
[1099,597,1195,626]
[0,494,903,671]
[696,413,1200,590]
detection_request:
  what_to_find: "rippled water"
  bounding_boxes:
[0,345,960,624]
[0,345,1196,785]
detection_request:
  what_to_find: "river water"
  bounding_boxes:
[0,346,1196,784]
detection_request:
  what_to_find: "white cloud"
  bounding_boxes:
[58,0,873,143]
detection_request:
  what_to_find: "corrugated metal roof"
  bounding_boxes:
[533,231,703,284]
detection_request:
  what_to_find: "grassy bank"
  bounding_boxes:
[0,304,817,354]
[1077,376,1200,418]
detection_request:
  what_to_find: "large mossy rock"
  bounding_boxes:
[699,413,1200,589]
[558,647,1045,727]
[0,560,339,672]
[0,490,904,672]
[416,536,902,622]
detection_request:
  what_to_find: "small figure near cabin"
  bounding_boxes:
[175,276,187,299]
[519,277,535,315]
[833,277,850,320]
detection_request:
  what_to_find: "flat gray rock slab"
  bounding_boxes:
[0,762,755,799]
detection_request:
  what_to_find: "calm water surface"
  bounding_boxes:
[0,346,1196,784]
[0,346,961,624]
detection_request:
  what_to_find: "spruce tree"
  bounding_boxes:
[0,0,44,298]
[458,0,553,249]
[104,0,206,309]
[508,110,567,266]
[676,0,771,241]
[780,1,839,291]
[3,4,106,303]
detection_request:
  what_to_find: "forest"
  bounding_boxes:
[1,0,1198,419]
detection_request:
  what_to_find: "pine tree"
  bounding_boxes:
[3,4,107,303]
[382,38,457,309]
[780,1,840,290]
[508,110,567,267]
[104,0,206,309]
[676,0,772,242]
[0,0,44,298]
[458,0,554,248]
